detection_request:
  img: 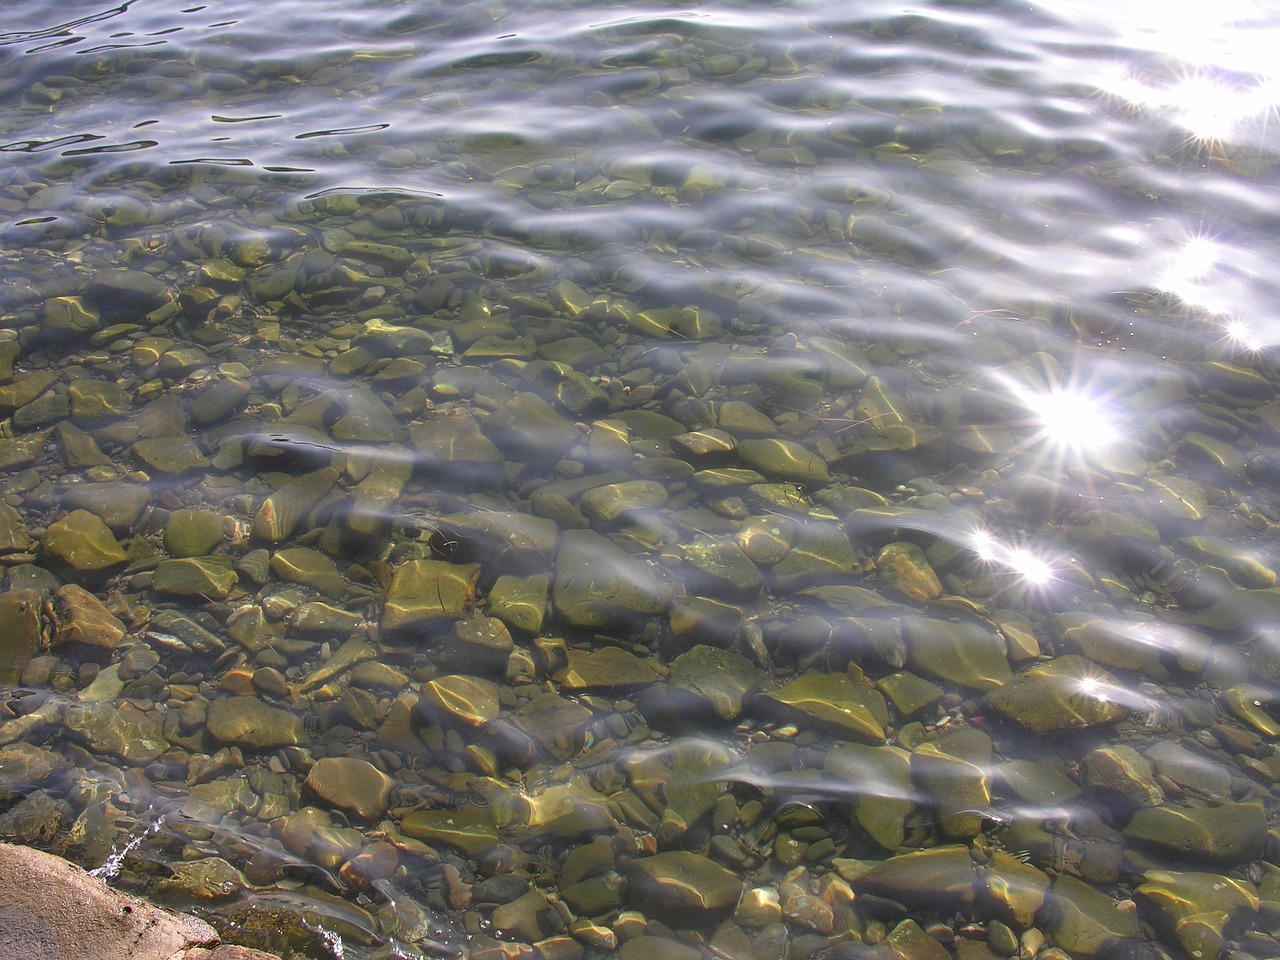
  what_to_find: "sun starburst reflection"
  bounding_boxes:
[969,529,1059,591]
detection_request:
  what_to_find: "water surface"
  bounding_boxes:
[2,0,1280,958]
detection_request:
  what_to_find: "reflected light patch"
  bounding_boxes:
[1022,386,1118,453]
[968,530,1059,591]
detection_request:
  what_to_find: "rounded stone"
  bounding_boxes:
[304,757,394,822]
[206,697,305,750]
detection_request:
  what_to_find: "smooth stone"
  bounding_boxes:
[579,480,669,527]
[681,539,764,597]
[164,508,226,558]
[736,438,829,484]
[38,510,128,575]
[440,617,515,675]
[277,807,363,869]
[432,511,559,564]
[418,675,500,728]
[876,541,943,602]
[884,919,949,960]
[271,547,346,600]
[304,757,394,821]
[0,501,32,553]
[60,482,150,534]
[759,672,885,742]
[1136,870,1259,960]
[206,696,305,749]
[855,845,976,911]
[552,530,668,629]
[156,857,248,901]
[1080,745,1164,807]
[382,559,481,636]
[1122,802,1267,865]
[288,602,362,637]
[148,609,226,655]
[62,701,165,764]
[736,515,794,566]
[0,590,42,684]
[356,317,454,355]
[399,808,499,857]
[977,851,1051,928]
[511,693,593,761]
[1143,739,1233,799]
[483,391,582,463]
[626,851,743,926]
[327,387,402,442]
[131,436,210,474]
[490,889,555,943]
[152,556,238,600]
[911,742,990,839]
[43,295,101,341]
[996,759,1083,806]
[0,432,49,471]
[48,584,125,651]
[0,743,66,801]
[901,616,1012,691]
[668,645,757,720]
[984,656,1127,735]
[190,376,251,426]
[718,400,777,437]
[876,671,944,717]
[68,380,131,423]
[487,574,550,634]
[769,520,858,590]
[252,467,340,545]
[825,742,913,851]
[1043,873,1141,957]
[86,268,170,312]
[557,647,664,691]
[0,370,58,415]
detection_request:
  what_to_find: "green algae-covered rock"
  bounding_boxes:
[902,616,1012,691]
[825,742,913,852]
[38,510,128,576]
[626,851,743,926]
[164,509,226,558]
[552,529,668,629]
[668,645,757,721]
[206,697,305,749]
[1043,873,1141,957]
[759,672,885,743]
[303,757,394,822]
[1136,869,1258,960]
[1123,802,1267,865]
[382,559,480,636]
[855,845,975,911]
[152,557,238,600]
[984,656,1127,735]
[400,807,500,857]
[737,438,829,484]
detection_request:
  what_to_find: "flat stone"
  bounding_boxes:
[759,672,885,743]
[152,556,238,600]
[487,574,550,634]
[0,743,66,802]
[165,509,226,558]
[190,376,251,426]
[0,502,32,554]
[681,538,764,597]
[252,467,339,545]
[855,845,976,911]
[1043,873,1140,958]
[768,520,858,590]
[976,850,1051,928]
[206,697,305,749]
[67,381,130,424]
[60,482,150,534]
[902,616,1012,691]
[0,590,41,685]
[1081,745,1164,807]
[304,757,394,821]
[418,675,500,728]
[63,701,165,764]
[86,268,171,313]
[553,529,668,629]
[270,547,346,600]
[1136,869,1259,960]
[382,559,480,636]
[0,370,58,415]
[825,742,913,851]
[400,808,500,857]
[38,510,127,575]
[580,480,670,527]
[668,645,757,721]
[911,742,990,839]
[1123,802,1267,865]
[626,851,743,926]
[558,647,664,691]
[876,541,942,602]
[131,436,210,474]
[736,438,829,484]
[440,617,515,675]
[511,693,593,761]
[984,656,1127,735]
[49,584,125,651]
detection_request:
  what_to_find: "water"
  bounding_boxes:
[2,0,1280,957]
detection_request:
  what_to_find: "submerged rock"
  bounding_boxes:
[984,656,1127,735]
[206,697,305,749]
[625,851,743,926]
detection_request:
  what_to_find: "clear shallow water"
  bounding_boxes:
[3,0,1280,958]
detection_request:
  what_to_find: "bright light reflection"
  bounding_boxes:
[969,530,1058,590]
[1019,384,1118,454]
